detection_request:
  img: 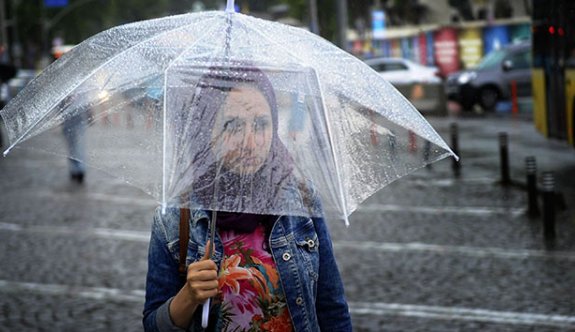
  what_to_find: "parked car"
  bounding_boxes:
[364,57,441,85]
[1,67,36,148]
[445,42,532,111]
[6,69,37,102]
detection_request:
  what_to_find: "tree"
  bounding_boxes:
[11,0,171,68]
[280,0,340,42]
[10,0,364,68]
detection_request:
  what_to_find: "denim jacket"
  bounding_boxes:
[143,207,352,332]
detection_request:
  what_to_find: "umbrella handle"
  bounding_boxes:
[201,298,211,328]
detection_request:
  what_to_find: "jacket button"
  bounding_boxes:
[296,297,304,305]
[282,252,291,261]
[306,239,315,248]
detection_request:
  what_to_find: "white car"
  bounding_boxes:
[364,57,441,85]
[6,69,37,100]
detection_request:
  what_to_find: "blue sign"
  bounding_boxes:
[372,10,386,39]
[483,26,510,54]
[45,0,68,7]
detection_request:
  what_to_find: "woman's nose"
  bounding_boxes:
[243,130,256,150]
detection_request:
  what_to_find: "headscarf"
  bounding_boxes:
[166,61,298,217]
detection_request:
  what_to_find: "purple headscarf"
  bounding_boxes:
[167,61,296,218]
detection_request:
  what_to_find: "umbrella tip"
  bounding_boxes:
[451,152,460,162]
[225,0,235,13]
[2,147,11,157]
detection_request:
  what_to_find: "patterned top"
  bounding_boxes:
[217,224,294,332]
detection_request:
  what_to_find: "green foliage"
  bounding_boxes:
[9,0,363,67]
[47,0,171,42]
[278,0,338,42]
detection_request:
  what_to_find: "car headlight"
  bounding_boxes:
[457,72,477,84]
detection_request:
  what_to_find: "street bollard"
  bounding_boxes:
[424,140,432,168]
[450,123,460,176]
[499,133,510,185]
[525,156,539,217]
[542,172,556,240]
[388,133,397,162]
[408,130,417,153]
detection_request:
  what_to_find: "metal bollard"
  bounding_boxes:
[450,123,460,176]
[542,172,556,240]
[525,156,539,217]
[388,133,397,162]
[499,133,510,185]
[424,140,432,168]
[408,130,417,153]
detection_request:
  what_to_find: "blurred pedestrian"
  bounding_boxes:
[0,62,16,149]
[62,110,88,183]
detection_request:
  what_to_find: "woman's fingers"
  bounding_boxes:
[184,240,219,303]
[202,240,212,260]
[186,278,219,302]
[188,269,218,282]
[188,259,217,273]
[188,279,219,291]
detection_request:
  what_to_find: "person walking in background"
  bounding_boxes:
[62,110,88,184]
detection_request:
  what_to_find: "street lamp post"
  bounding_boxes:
[0,0,7,51]
[0,0,23,66]
[336,0,348,51]
[308,0,319,35]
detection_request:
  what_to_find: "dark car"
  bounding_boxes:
[0,63,17,148]
[446,42,532,111]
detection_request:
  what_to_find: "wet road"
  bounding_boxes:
[1,114,574,331]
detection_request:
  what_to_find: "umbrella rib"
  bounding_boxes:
[163,17,223,72]
[309,70,350,226]
[161,21,224,210]
[5,14,221,155]
[248,25,311,66]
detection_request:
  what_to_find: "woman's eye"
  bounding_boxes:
[223,120,243,133]
[254,118,269,132]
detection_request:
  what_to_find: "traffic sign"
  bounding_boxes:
[44,0,68,7]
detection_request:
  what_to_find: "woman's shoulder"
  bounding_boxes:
[277,177,324,217]
[277,214,328,236]
[152,206,210,241]
[151,207,180,242]
[153,206,180,224]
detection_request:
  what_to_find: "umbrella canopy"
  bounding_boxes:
[0,5,456,225]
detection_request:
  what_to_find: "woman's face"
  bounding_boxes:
[211,85,273,175]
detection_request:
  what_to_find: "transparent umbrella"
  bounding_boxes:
[1,2,457,225]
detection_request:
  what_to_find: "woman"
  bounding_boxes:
[143,64,352,332]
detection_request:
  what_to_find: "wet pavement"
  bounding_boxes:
[1,113,574,331]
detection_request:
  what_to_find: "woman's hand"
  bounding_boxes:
[169,240,219,328]
[185,242,219,304]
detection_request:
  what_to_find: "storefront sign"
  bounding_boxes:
[458,27,483,69]
[433,28,460,77]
